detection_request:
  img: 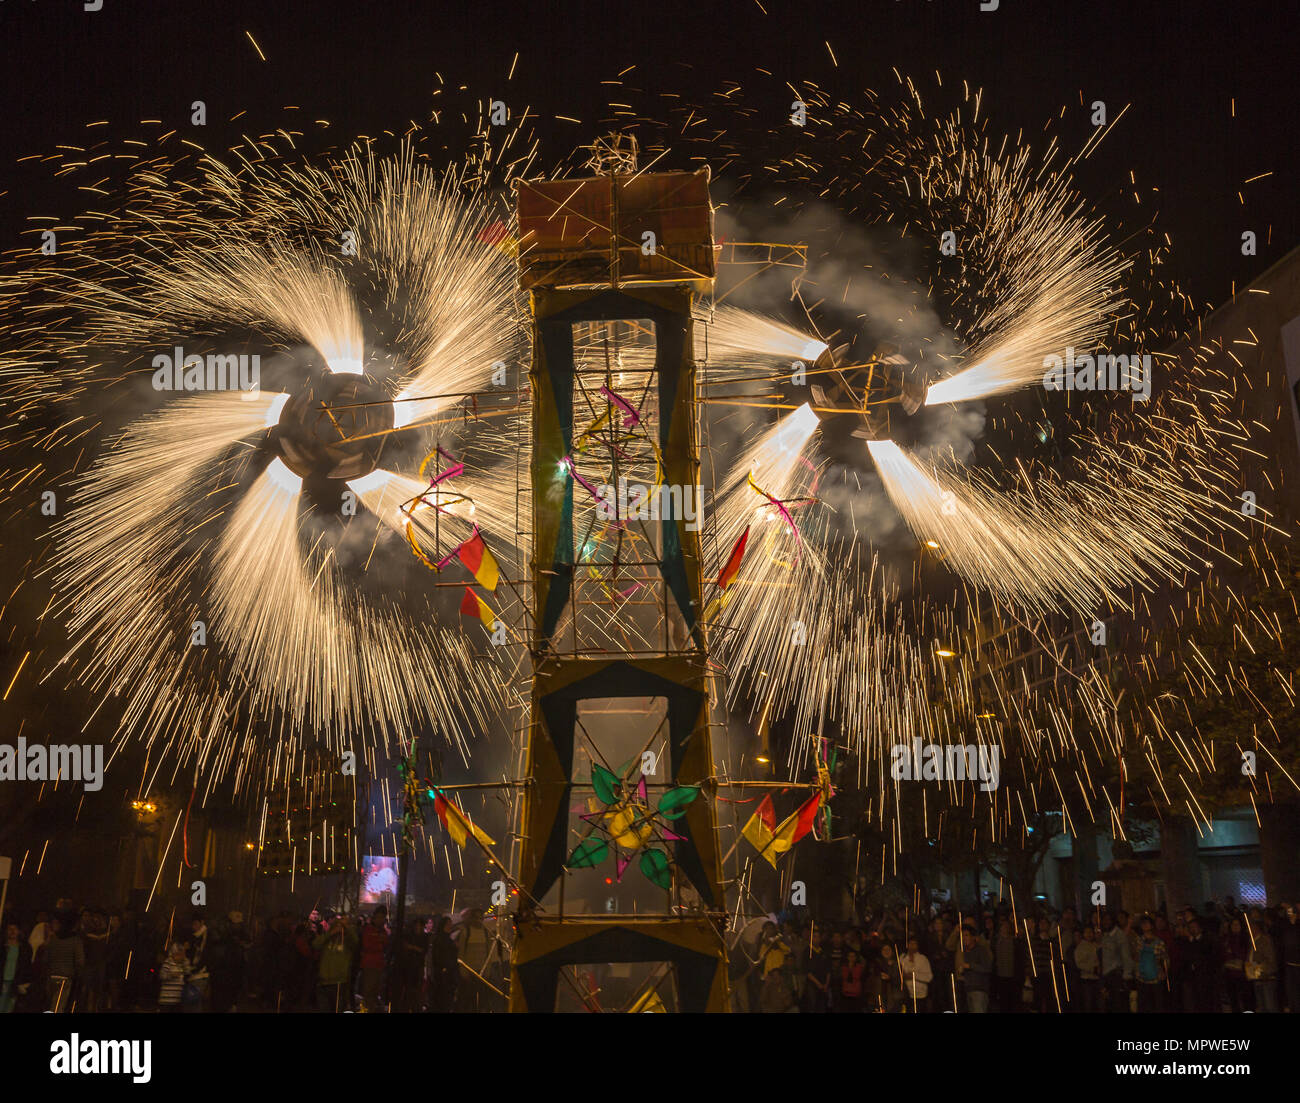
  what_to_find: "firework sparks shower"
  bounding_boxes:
[1,3,1297,1033]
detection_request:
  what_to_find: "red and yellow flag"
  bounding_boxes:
[477,219,518,256]
[744,792,822,867]
[740,794,777,859]
[769,792,822,856]
[460,586,497,630]
[704,527,750,621]
[717,526,749,590]
[458,527,499,591]
[434,793,496,849]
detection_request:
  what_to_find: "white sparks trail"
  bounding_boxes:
[22,139,527,792]
[212,461,348,730]
[133,244,366,375]
[54,392,277,673]
[0,75,1284,865]
[708,404,825,603]
[866,438,1221,616]
[702,306,829,364]
[891,95,1125,407]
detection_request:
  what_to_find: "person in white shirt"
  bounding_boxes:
[899,936,933,1012]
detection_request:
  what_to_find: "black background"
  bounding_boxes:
[1,0,1296,311]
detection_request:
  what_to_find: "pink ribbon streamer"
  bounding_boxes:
[599,384,642,429]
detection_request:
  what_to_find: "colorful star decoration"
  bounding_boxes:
[567,765,701,889]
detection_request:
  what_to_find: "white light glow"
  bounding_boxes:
[263,391,291,428]
[347,469,393,498]
[266,456,303,494]
[391,398,416,429]
[775,402,820,452]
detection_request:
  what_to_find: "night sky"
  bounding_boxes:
[2,0,1296,312]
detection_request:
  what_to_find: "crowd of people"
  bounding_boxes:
[5,895,1298,1013]
[739,898,1300,1013]
[1,900,506,1013]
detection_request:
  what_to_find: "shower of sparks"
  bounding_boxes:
[0,68,1292,896]
[7,117,534,800]
[924,161,1125,406]
[703,305,830,364]
[211,459,500,747]
[865,436,1234,617]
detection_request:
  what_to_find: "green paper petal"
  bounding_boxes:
[569,838,609,868]
[656,785,700,820]
[591,765,619,805]
[639,849,671,890]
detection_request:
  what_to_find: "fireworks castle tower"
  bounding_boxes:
[508,136,730,1011]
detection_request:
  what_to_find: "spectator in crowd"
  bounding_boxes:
[261,913,295,1011]
[876,942,904,1013]
[2,921,34,1013]
[900,936,933,1013]
[1247,912,1278,1012]
[358,905,390,1012]
[157,941,190,1013]
[1074,923,1102,1012]
[427,915,460,1013]
[1057,908,1080,1011]
[1100,911,1132,1013]
[802,926,831,1013]
[1029,917,1055,1013]
[313,913,357,1012]
[391,918,427,1013]
[128,910,161,1011]
[1182,918,1217,1012]
[1280,904,1300,1014]
[105,912,130,1012]
[79,909,108,1013]
[836,948,864,1013]
[826,928,845,1009]
[1221,916,1252,1013]
[757,921,796,1012]
[927,916,953,1010]
[991,918,1022,1013]
[961,928,993,1013]
[1135,917,1169,1013]
[292,919,319,1009]
[185,914,211,1012]
[44,913,84,1013]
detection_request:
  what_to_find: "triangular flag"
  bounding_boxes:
[741,794,778,865]
[477,219,517,255]
[434,793,496,849]
[768,792,822,857]
[459,587,497,630]
[717,526,750,590]
[457,527,499,591]
[703,586,736,622]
